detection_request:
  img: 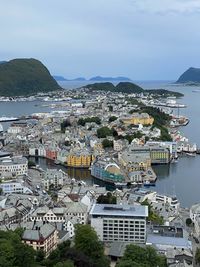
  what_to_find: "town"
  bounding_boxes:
[0,86,199,266]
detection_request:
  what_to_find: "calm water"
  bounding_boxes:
[1,80,200,207]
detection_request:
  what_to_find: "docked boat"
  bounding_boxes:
[186,153,196,157]
[0,116,18,122]
[143,181,156,186]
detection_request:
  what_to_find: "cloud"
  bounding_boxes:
[131,0,200,14]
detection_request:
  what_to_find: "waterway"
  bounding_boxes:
[1,81,200,207]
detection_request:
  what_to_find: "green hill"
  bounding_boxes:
[177,67,200,83]
[84,82,183,96]
[0,58,62,96]
[84,82,143,94]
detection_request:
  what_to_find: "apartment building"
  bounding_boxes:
[0,156,28,177]
[90,204,148,243]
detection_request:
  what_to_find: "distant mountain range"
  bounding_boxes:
[53,75,131,82]
[177,67,200,83]
[0,58,62,96]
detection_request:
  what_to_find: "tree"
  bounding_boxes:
[109,116,118,122]
[97,126,112,138]
[196,248,200,264]
[186,218,192,227]
[53,260,74,267]
[141,200,164,225]
[61,119,71,132]
[74,225,110,267]
[116,244,167,267]
[28,160,36,168]
[102,139,113,148]
[97,192,116,204]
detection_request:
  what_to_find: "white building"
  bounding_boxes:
[90,204,148,243]
[30,203,88,225]
[42,169,66,190]
[0,181,32,194]
[0,156,28,177]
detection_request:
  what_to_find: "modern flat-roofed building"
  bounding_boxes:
[90,204,148,243]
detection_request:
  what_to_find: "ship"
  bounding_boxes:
[0,116,18,122]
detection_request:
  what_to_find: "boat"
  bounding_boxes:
[0,116,18,122]
[143,181,156,186]
[186,153,196,157]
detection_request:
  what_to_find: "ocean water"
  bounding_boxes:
[1,80,200,207]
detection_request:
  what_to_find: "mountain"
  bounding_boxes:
[84,82,142,94]
[53,75,68,81]
[89,76,131,81]
[177,67,200,83]
[0,58,62,96]
[84,82,183,97]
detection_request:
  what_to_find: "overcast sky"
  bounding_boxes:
[1,0,200,80]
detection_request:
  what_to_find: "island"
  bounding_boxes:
[84,82,184,97]
[0,58,62,96]
[89,76,131,81]
[177,67,200,83]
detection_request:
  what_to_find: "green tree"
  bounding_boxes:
[109,116,118,122]
[116,244,167,267]
[74,225,110,267]
[97,126,112,138]
[186,218,192,227]
[141,200,164,225]
[196,248,200,264]
[102,139,113,148]
[97,192,116,204]
[53,260,74,267]
[28,160,36,168]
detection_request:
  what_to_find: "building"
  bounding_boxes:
[43,169,66,190]
[147,141,178,159]
[90,204,148,243]
[122,113,154,126]
[30,203,88,225]
[149,147,170,164]
[91,158,124,183]
[22,222,58,256]
[0,181,32,194]
[119,149,151,171]
[67,150,95,168]
[0,156,28,177]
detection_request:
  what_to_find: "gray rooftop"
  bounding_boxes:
[90,204,148,217]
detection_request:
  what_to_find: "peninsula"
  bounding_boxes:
[84,82,184,97]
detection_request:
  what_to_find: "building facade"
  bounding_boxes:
[90,204,148,243]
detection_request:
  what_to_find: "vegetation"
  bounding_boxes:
[74,225,110,267]
[109,116,118,122]
[145,89,183,97]
[141,199,164,225]
[116,244,167,267]
[186,218,193,226]
[28,160,36,168]
[61,119,71,132]
[78,117,101,126]
[97,192,117,204]
[85,82,183,97]
[0,229,35,267]
[0,58,62,96]
[97,126,112,138]
[195,247,200,265]
[102,139,113,148]
[141,106,172,141]
[124,132,143,144]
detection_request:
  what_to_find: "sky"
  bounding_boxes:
[0,0,200,80]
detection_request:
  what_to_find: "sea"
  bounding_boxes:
[1,80,200,208]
